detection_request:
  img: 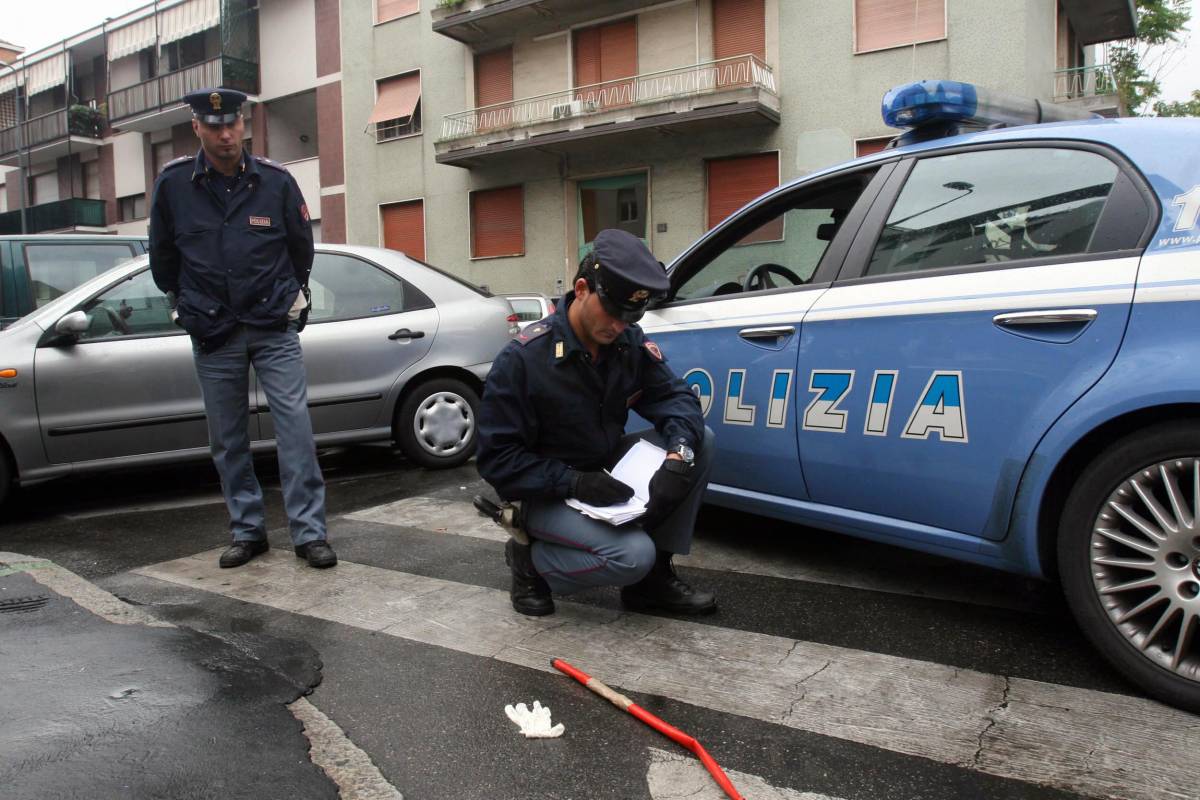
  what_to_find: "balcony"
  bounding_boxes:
[0,198,107,235]
[436,55,780,167]
[0,106,106,168]
[1053,64,1120,117]
[432,0,660,46]
[107,55,259,132]
[1059,0,1136,45]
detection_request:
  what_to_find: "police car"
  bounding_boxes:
[639,80,1200,712]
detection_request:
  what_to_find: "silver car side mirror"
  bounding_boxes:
[54,311,90,336]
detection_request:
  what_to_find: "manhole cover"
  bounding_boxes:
[0,595,50,613]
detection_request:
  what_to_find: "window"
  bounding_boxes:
[713,0,765,62]
[30,170,58,205]
[508,298,546,322]
[855,0,946,53]
[306,253,431,323]
[83,160,102,200]
[471,185,524,259]
[577,174,647,262]
[707,152,781,243]
[381,199,425,261]
[474,47,513,130]
[370,72,421,142]
[153,141,175,178]
[25,243,139,308]
[856,137,892,158]
[866,148,1119,278]
[573,18,636,109]
[377,0,418,24]
[675,171,877,301]
[79,267,178,340]
[119,194,147,222]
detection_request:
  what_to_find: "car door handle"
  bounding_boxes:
[388,328,426,340]
[992,309,1097,327]
[739,326,795,340]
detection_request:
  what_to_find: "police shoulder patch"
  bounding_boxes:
[162,155,194,170]
[516,323,551,346]
[253,155,287,172]
[643,340,664,362]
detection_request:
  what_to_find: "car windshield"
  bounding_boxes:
[508,298,545,321]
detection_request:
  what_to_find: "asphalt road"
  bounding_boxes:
[1,446,1193,800]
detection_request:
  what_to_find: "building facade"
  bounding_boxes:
[0,0,1132,296]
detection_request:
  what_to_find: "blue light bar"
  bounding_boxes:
[882,79,1097,132]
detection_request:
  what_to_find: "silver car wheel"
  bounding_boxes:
[1091,457,1200,680]
[411,389,475,458]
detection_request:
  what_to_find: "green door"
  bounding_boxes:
[577,173,648,262]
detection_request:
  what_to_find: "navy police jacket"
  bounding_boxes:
[149,149,314,351]
[476,292,704,501]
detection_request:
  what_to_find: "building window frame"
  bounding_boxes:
[373,70,423,143]
[468,184,526,261]
[375,0,419,26]
[118,193,148,222]
[852,0,948,55]
[378,195,427,262]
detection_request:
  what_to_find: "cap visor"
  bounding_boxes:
[599,296,645,323]
[195,112,240,125]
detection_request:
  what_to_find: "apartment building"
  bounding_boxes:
[340,0,1133,295]
[0,0,344,241]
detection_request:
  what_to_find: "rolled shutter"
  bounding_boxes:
[475,47,514,130]
[377,0,418,23]
[471,186,524,258]
[855,0,945,53]
[713,0,765,61]
[381,199,425,261]
[573,25,602,93]
[599,18,637,81]
[856,137,891,157]
[707,152,780,243]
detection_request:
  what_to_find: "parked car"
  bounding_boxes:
[502,292,555,330]
[0,244,518,507]
[638,80,1200,712]
[0,234,149,329]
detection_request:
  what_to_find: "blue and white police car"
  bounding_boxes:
[639,80,1200,712]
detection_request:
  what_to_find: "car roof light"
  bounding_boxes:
[881,80,1098,145]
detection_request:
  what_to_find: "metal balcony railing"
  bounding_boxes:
[0,106,106,157]
[440,55,777,142]
[107,55,259,123]
[1052,64,1117,102]
[0,198,107,235]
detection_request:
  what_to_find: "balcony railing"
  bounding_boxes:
[440,55,777,142]
[0,198,107,235]
[1053,64,1117,102]
[0,106,106,157]
[108,55,259,123]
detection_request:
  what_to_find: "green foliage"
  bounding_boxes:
[436,0,465,8]
[1154,89,1200,115]
[67,104,103,137]
[1109,0,1194,115]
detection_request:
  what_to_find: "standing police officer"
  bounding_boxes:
[477,229,716,616]
[149,88,336,570]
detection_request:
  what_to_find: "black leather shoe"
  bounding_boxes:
[219,539,269,568]
[294,540,338,569]
[621,551,717,614]
[505,539,554,616]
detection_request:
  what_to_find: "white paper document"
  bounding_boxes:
[564,439,666,525]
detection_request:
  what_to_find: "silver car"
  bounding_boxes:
[0,245,518,507]
[501,292,555,331]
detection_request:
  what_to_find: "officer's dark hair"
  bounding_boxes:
[574,251,598,291]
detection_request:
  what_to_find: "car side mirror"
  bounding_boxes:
[54,311,90,337]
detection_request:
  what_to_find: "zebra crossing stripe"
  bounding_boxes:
[647,747,838,800]
[345,496,1045,612]
[135,549,1200,800]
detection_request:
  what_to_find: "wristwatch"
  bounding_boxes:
[669,442,695,465]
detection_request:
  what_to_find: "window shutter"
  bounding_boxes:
[475,48,513,107]
[573,26,602,89]
[855,0,945,53]
[599,18,637,82]
[377,0,418,24]
[381,199,425,261]
[471,186,524,258]
[707,152,781,243]
[713,0,765,61]
[856,137,891,157]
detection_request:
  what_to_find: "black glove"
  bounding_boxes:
[570,470,635,506]
[641,460,694,528]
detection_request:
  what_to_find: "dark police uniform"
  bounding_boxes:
[149,88,333,568]
[477,229,715,611]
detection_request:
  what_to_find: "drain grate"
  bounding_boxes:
[0,595,50,614]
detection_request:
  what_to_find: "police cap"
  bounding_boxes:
[588,229,669,323]
[184,88,246,125]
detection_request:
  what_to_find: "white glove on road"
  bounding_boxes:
[504,701,565,738]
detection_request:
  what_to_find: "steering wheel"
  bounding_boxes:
[743,263,805,292]
[101,306,132,336]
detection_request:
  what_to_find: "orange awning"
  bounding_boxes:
[368,74,421,125]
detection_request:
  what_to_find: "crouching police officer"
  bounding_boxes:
[477,229,716,616]
[149,88,336,570]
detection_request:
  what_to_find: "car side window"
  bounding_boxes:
[673,173,876,301]
[25,243,139,308]
[79,268,178,340]
[866,148,1119,277]
[509,299,544,322]
[307,253,432,323]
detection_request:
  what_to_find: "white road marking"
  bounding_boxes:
[647,747,837,800]
[291,697,404,800]
[136,549,1200,800]
[344,497,1042,612]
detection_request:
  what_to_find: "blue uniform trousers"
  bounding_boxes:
[524,426,715,594]
[192,322,327,546]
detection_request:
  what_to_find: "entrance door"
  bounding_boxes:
[577,173,648,262]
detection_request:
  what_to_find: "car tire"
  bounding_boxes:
[0,449,10,509]
[395,378,480,470]
[1058,421,1200,713]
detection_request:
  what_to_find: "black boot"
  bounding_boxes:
[505,539,555,616]
[621,551,717,614]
